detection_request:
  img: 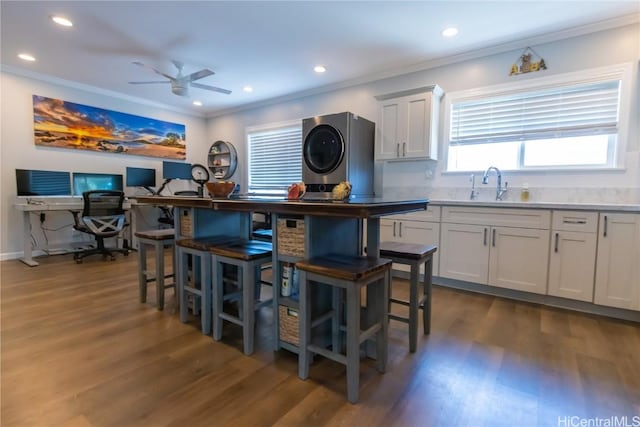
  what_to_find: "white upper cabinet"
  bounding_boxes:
[375,85,443,161]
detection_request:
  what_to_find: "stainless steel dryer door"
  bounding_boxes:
[303,124,345,174]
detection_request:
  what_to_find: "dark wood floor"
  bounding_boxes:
[1,250,639,427]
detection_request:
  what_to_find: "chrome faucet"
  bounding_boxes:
[482,166,508,200]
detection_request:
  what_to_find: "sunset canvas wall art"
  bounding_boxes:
[32,95,186,159]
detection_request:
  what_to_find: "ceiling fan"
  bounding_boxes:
[129,60,231,97]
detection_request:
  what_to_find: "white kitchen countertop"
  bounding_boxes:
[429,199,640,212]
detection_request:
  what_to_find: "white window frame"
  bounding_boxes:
[245,119,302,195]
[442,63,633,173]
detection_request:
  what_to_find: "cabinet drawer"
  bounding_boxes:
[551,211,598,233]
[388,206,441,222]
[441,206,550,229]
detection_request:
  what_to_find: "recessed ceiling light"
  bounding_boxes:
[193,100,203,106]
[314,65,326,73]
[243,86,254,93]
[18,53,36,62]
[441,27,459,37]
[51,15,73,27]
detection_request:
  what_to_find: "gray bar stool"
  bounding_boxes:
[210,239,273,355]
[175,236,236,334]
[134,228,176,310]
[379,242,437,352]
[296,254,392,404]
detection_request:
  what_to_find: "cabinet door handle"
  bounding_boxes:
[554,232,559,253]
[393,221,396,237]
[483,228,488,246]
[396,143,400,158]
[603,215,608,237]
[402,142,406,157]
[399,222,403,237]
[492,228,496,247]
[563,219,587,225]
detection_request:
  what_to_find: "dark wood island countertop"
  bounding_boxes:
[132,195,429,218]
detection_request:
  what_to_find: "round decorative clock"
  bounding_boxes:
[190,163,210,197]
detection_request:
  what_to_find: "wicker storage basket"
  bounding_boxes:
[179,208,193,237]
[277,218,305,257]
[279,305,299,346]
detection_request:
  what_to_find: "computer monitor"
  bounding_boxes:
[126,167,156,188]
[72,172,123,195]
[16,169,72,196]
[162,161,192,180]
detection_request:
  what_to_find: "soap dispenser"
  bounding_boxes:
[520,184,530,202]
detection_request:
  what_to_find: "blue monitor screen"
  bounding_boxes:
[126,167,156,187]
[162,161,192,180]
[16,169,72,196]
[73,172,123,195]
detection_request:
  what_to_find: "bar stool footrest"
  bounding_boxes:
[389,313,410,324]
[389,297,410,307]
[311,310,335,329]
[360,324,382,344]
[219,312,243,326]
[183,285,202,296]
[307,344,347,365]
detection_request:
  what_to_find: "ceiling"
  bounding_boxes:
[1,1,638,118]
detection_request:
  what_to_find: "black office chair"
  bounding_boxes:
[73,190,130,263]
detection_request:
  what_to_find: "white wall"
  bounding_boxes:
[207,23,640,203]
[1,72,208,258]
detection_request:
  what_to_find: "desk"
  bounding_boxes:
[14,199,132,266]
[133,195,428,353]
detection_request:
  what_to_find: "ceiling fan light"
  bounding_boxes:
[314,65,326,73]
[243,86,253,93]
[173,88,189,97]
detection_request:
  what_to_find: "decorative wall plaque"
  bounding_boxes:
[509,47,547,76]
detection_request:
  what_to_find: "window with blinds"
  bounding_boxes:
[247,123,302,194]
[445,64,630,172]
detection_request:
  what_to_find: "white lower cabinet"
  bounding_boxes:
[488,226,550,294]
[548,211,598,302]
[594,213,640,310]
[439,206,551,295]
[381,207,440,276]
[439,223,488,283]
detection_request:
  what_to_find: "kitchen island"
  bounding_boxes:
[132,195,428,255]
[133,195,428,352]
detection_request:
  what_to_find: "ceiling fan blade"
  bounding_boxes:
[188,69,215,82]
[128,81,171,85]
[132,61,175,81]
[191,82,232,95]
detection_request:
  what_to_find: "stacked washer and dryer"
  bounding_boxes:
[301,112,375,200]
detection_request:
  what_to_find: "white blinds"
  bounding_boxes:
[450,80,621,145]
[248,125,302,193]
